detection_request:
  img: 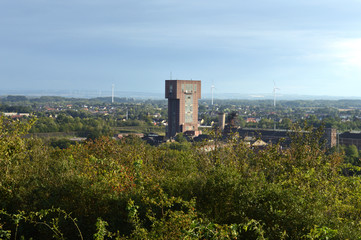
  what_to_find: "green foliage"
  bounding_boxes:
[126,187,197,239]
[0,208,83,240]
[93,218,112,240]
[49,138,76,149]
[305,225,338,240]
[174,132,187,143]
[0,116,35,180]
[3,117,361,239]
[342,144,360,166]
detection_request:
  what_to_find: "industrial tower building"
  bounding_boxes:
[165,80,201,138]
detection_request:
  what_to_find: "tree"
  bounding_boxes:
[343,144,360,165]
[280,118,292,129]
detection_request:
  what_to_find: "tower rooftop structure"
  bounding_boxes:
[165,80,201,138]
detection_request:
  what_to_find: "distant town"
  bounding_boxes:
[3,80,361,238]
[2,81,361,154]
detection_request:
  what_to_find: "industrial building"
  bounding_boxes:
[339,132,361,149]
[165,80,201,138]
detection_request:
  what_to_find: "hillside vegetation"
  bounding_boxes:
[1,116,361,239]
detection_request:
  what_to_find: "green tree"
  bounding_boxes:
[343,144,360,165]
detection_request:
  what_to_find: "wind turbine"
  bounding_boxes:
[273,81,280,107]
[211,82,215,105]
[112,84,115,103]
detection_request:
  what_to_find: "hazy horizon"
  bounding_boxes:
[2,89,361,101]
[1,1,361,97]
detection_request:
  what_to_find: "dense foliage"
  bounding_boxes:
[1,116,361,239]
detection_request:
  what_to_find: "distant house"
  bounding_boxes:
[251,139,267,147]
[3,112,17,117]
[246,118,258,123]
[2,112,30,118]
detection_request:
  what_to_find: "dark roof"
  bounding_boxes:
[237,128,290,138]
[340,132,361,139]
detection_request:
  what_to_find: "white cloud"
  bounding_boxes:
[330,38,361,67]
[300,36,361,68]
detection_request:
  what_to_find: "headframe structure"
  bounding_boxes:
[165,80,201,138]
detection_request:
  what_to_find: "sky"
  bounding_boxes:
[1,0,361,98]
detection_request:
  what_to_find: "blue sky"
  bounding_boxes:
[1,0,361,97]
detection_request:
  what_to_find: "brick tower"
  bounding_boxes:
[165,80,201,138]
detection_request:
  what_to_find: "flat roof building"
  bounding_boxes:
[165,80,201,138]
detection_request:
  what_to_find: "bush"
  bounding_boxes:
[1,117,361,239]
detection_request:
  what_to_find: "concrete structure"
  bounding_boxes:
[236,127,337,148]
[325,128,337,148]
[194,127,337,149]
[165,80,201,138]
[218,112,226,130]
[339,132,361,149]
